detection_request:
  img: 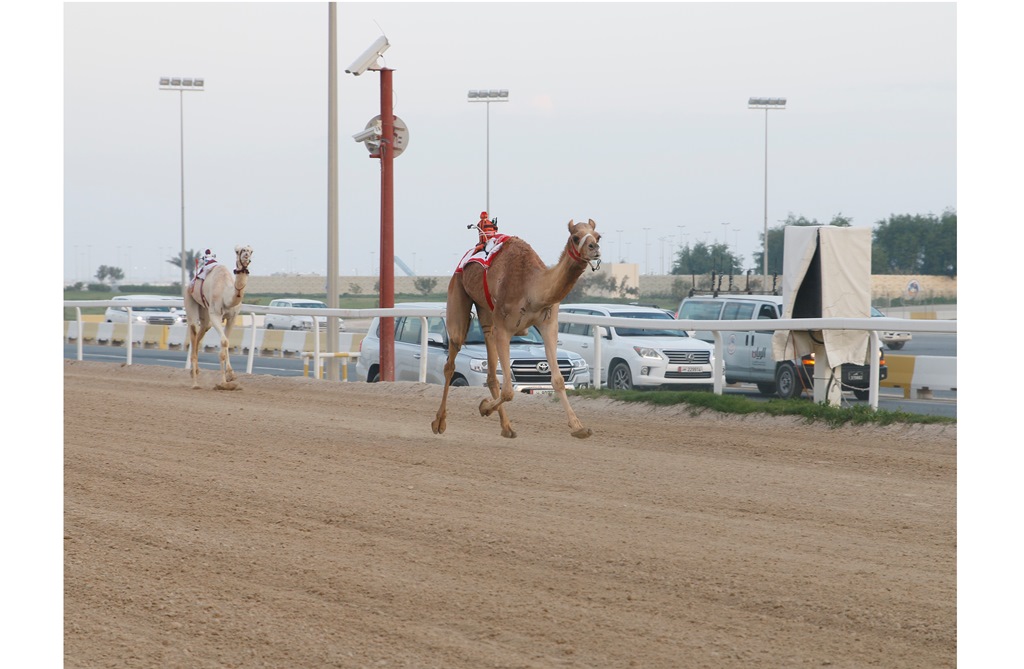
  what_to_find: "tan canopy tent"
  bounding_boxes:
[771,226,872,368]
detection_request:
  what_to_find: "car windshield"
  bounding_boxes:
[677,300,723,320]
[870,307,883,317]
[133,306,173,312]
[463,317,544,345]
[609,311,688,337]
[295,302,325,308]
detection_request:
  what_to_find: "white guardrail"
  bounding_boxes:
[64,299,956,409]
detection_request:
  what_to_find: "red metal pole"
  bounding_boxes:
[378,68,396,381]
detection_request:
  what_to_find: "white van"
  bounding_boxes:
[675,293,887,400]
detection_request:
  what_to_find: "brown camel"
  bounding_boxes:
[183,245,253,390]
[431,219,601,439]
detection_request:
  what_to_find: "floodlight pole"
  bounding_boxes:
[159,76,204,292]
[748,97,786,290]
[346,35,396,382]
[468,89,509,213]
[325,4,340,380]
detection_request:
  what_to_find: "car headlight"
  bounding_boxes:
[469,358,502,375]
[570,357,588,370]
[632,346,663,361]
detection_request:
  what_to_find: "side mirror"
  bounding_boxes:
[597,326,611,340]
[427,333,445,346]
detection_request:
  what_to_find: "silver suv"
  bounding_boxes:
[675,294,887,400]
[356,303,591,393]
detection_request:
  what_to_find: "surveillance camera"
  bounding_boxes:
[345,36,390,76]
[352,121,382,144]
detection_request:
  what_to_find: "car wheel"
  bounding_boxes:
[755,382,777,396]
[608,361,634,390]
[265,323,275,330]
[450,376,469,387]
[886,341,905,351]
[369,370,380,383]
[775,362,803,400]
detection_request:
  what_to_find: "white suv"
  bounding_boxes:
[264,299,344,331]
[356,302,591,393]
[104,295,184,326]
[557,303,717,390]
[871,306,911,350]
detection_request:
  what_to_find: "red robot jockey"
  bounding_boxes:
[472,211,499,254]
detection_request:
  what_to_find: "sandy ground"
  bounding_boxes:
[64,360,956,668]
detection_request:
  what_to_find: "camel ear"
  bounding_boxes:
[588,218,597,230]
[567,220,575,234]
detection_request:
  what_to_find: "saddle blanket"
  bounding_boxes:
[188,260,219,307]
[455,234,511,273]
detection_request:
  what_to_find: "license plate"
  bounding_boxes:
[848,370,865,381]
[530,389,554,395]
[677,366,703,373]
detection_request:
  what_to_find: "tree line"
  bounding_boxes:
[73,209,955,291]
[667,209,956,277]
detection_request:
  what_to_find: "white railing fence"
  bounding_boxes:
[64,299,956,409]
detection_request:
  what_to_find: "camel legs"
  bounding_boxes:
[220,318,237,383]
[208,316,237,389]
[187,323,207,389]
[431,344,460,435]
[432,278,472,435]
[477,323,516,438]
[538,319,591,439]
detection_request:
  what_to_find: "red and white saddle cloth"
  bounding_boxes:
[187,260,219,308]
[454,234,512,312]
[455,234,511,273]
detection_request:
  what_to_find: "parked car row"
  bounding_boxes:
[356,303,591,393]
[355,296,903,400]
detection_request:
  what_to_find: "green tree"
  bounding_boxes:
[872,210,956,276]
[671,241,742,275]
[167,249,200,281]
[95,265,124,286]
[413,276,439,295]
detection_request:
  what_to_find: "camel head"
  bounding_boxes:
[234,245,253,275]
[566,219,602,271]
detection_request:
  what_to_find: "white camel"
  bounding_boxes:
[183,245,253,390]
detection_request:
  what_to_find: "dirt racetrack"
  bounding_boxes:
[64,360,956,668]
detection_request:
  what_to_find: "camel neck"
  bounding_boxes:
[539,251,586,304]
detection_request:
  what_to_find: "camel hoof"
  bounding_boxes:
[501,428,517,439]
[571,427,593,439]
[431,417,446,435]
[215,381,241,391]
[478,399,494,417]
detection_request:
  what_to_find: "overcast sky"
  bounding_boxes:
[56,1,960,283]
[14,2,1024,660]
